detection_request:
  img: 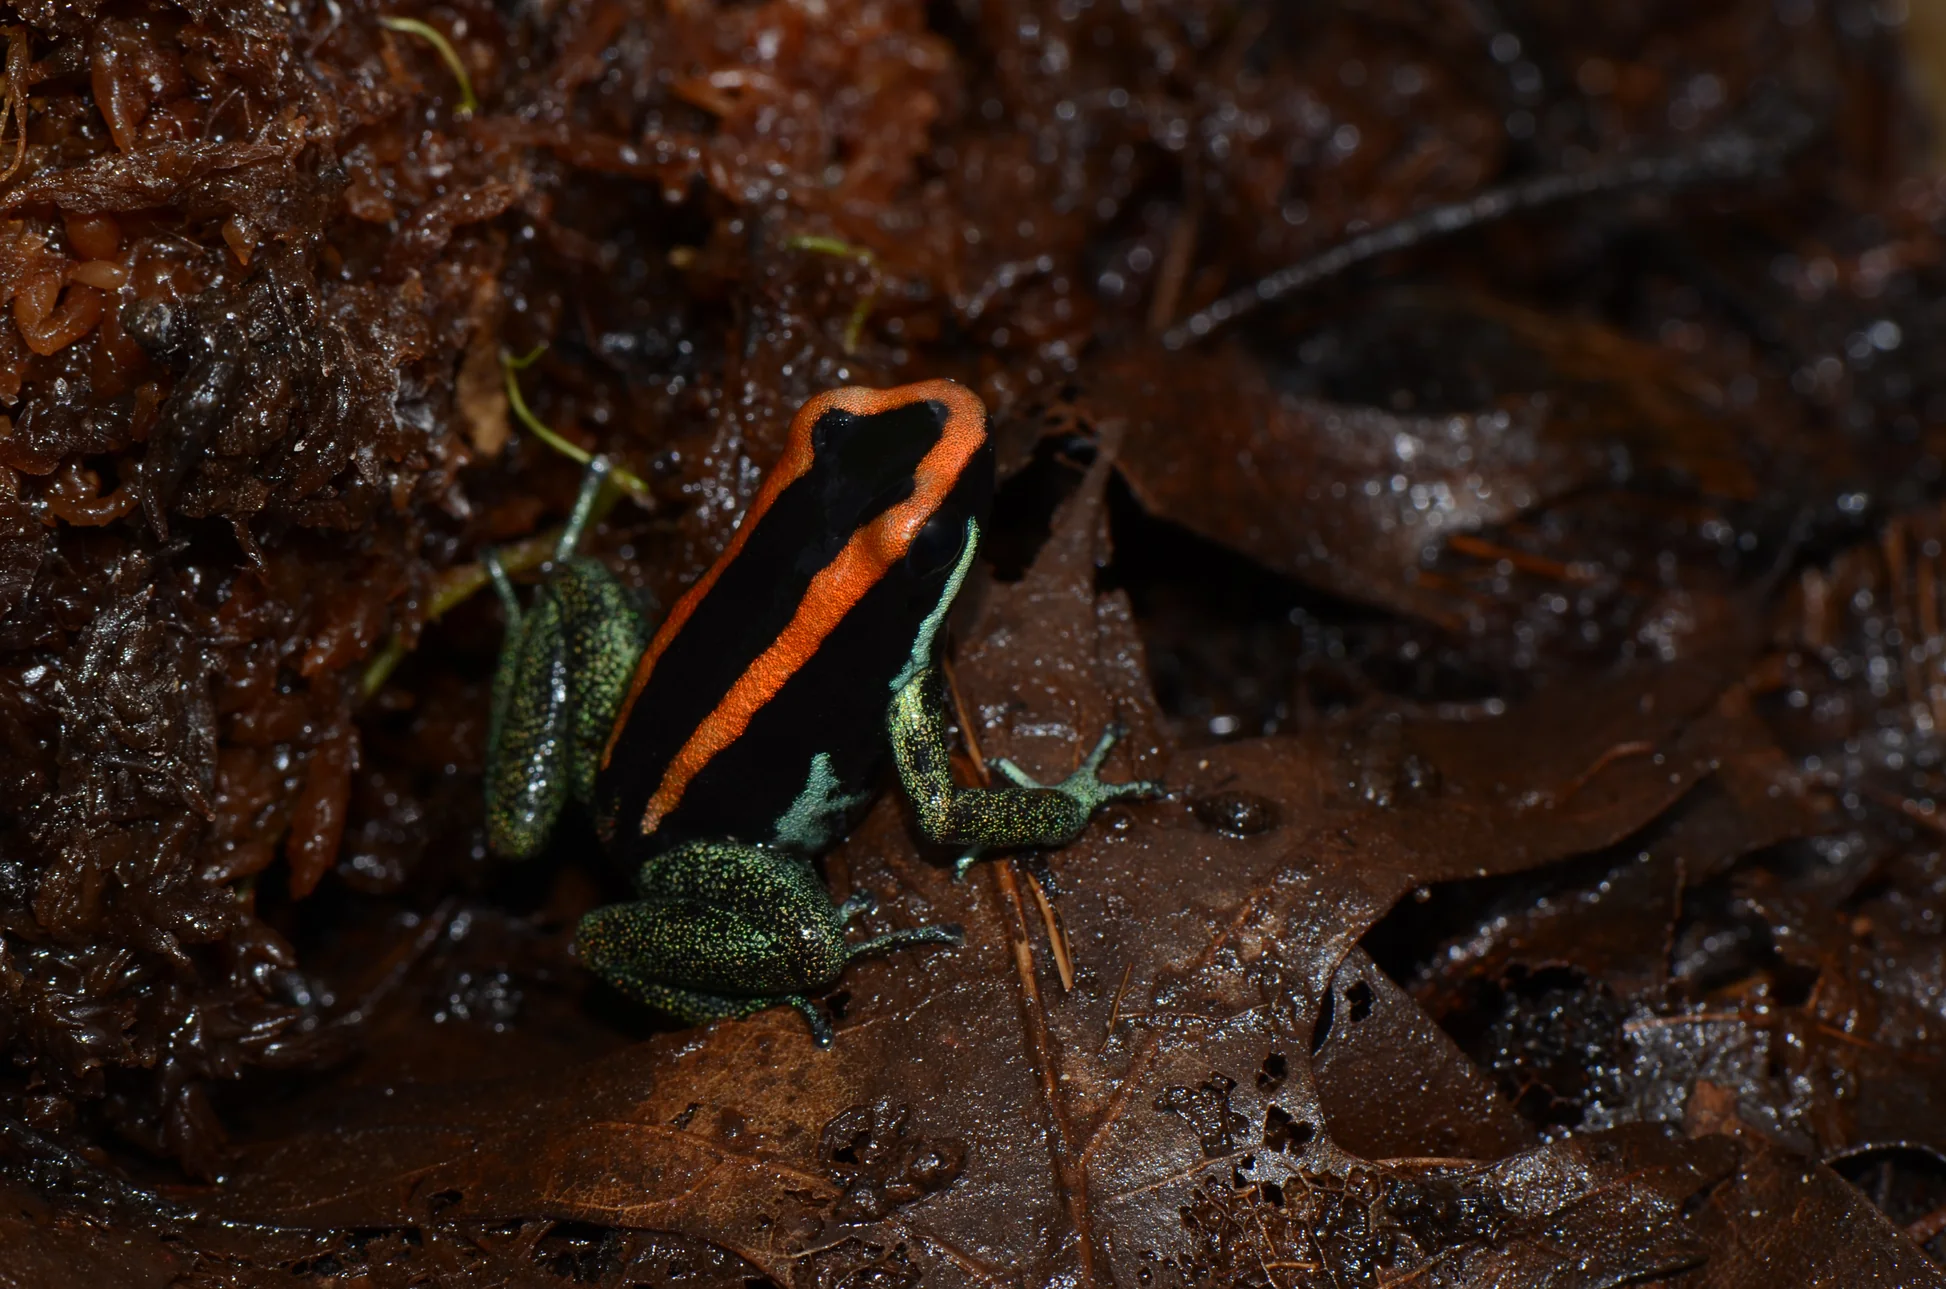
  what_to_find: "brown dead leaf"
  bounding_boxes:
[1311,944,1537,1164]
[206,442,1777,1284]
[1112,337,1606,627]
[1111,293,1848,631]
[1692,1136,1945,1288]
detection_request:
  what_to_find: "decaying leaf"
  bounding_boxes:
[2,2,1945,1285]
[192,460,1868,1284]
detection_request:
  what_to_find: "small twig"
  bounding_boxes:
[1910,1203,1946,1245]
[1860,784,1946,840]
[1025,871,1074,992]
[360,526,563,699]
[1623,1009,1909,1055]
[786,234,880,354]
[334,898,458,1026]
[1885,520,1927,719]
[1662,852,1686,997]
[1147,194,1200,334]
[939,655,989,782]
[1099,961,1134,1053]
[378,15,479,117]
[1445,533,1602,584]
[502,347,651,500]
[1552,740,1656,805]
[942,655,1069,986]
[1621,1011,1753,1034]
[938,656,1070,989]
[939,657,1090,989]
[1162,107,1816,348]
[1918,549,1946,735]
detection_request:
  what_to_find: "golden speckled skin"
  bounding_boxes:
[484,414,1160,1044]
[889,660,1154,875]
[575,839,958,1046]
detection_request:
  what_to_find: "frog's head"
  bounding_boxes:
[797,380,993,614]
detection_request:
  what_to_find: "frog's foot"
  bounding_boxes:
[834,889,877,925]
[951,845,986,882]
[993,722,1165,814]
[596,973,836,1047]
[793,996,836,1046]
[847,922,962,962]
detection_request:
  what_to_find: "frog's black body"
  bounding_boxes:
[484,380,1157,1045]
[596,394,991,861]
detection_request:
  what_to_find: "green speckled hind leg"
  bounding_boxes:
[484,459,650,860]
[576,840,960,1046]
[973,723,1158,875]
[888,662,1162,877]
[484,549,570,860]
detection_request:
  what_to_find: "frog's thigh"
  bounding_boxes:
[577,896,841,999]
[633,840,835,924]
[590,975,771,1027]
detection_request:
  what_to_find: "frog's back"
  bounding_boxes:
[595,381,992,862]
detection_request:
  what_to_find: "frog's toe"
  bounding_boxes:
[952,845,986,880]
[1097,775,1165,804]
[992,756,1041,789]
[1053,725,1162,813]
[848,922,962,961]
[1079,722,1128,773]
[787,995,835,1047]
[834,889,878,925]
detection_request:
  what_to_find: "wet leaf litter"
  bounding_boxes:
[0,2,1942,1286]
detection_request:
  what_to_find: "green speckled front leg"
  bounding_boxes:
[889,662,1162,877]
[484,459,650,860]
[575,840,960,1046]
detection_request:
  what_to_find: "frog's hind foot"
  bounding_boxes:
[830,887,960,955]
[833,889,877,925]
[596,975,837,1047]
[788,995,836,1047]
[951,845,986,882]
[847,921,962,962]
[993,721,1165,814]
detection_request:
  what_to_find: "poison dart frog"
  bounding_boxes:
[483,380,1160,1044]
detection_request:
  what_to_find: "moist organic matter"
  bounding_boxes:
[1,1,1944,1285]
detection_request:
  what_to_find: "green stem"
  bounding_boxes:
[361,351,644,700]
[359,528,561,700]
[785,234,881,354]
[378,16,480,117]
[502,347,651,500]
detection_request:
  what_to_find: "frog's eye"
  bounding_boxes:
[905,513,964,579]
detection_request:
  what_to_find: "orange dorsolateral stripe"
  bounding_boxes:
[598,404,816,772]
[610,380,988,836]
